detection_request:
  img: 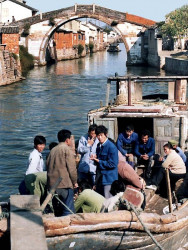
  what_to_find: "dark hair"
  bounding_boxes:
[95,125,108,136]
[125,125,134,131]
[163,143,173,150]
[141,129,151,137]
[49,142,58,150]
[34,135,46,146]
[78,180,92,191]
[57,129,71,142]
[110,180,125,196]
[88,124,98,132]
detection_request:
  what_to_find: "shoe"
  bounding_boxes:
[145,184,157,191]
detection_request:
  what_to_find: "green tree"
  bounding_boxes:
[159,5,188,39]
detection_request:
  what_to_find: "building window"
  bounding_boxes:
[78,34,81,40]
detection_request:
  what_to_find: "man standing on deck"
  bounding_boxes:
[47,129,78,216]
[77,124,98,186]
[90,125,118,198]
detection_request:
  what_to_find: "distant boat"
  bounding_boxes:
[107,43,121,52]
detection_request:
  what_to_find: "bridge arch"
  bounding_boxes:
[38,14,129,65]
[15,5,155,65]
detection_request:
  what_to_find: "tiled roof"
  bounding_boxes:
[2,0,38,12]
[0,26,19,33]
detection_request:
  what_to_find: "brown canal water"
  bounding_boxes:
[0,44,168,201]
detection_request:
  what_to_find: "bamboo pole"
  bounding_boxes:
[165,168,173,213]
[40,177,62,211]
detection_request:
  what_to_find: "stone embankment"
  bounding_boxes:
[0,49,23,86]
[165,52,188,75]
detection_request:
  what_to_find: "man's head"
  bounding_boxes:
[163,142,173,155]
[110,180,125,196]
[34,135,46,152]
[88,124,98,139]
[141,130,151,144]
[49,142,58,151]
[78,180,92,193]
[57,129,72,145]
[168,140,178,149]
[125,125,134,137]
[96,125,108,144]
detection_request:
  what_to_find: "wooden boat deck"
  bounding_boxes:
[145,193,169,215]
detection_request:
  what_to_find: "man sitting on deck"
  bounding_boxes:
[74,180,105,213]
[146,143,186,191]
[135,130,155,179]
[117,125,138,168]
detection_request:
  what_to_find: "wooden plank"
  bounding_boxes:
[110,106,163,113]
[10,195,47,250]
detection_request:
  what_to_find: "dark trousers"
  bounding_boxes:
[52,188,75,217]
[78,171,96,186]
[151,167,186,189]
[138,156,153,178]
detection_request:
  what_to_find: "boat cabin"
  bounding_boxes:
[88,76,188,155]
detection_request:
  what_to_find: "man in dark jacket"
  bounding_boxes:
[90,125,118,198]
[47,129,78,216]
[135,129,155,179]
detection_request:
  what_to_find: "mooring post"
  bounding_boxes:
[74,3,77,13]
[93,4,95,14]
[175,79,187,104]
[128,77,132,106]
[105,79,111,106]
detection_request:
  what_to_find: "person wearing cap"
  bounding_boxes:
[168,140,187,163]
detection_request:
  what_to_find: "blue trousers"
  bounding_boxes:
[53,188,75,216]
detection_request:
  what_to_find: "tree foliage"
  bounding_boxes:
[159,5,188,38]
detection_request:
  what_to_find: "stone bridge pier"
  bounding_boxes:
[15,5,156,66]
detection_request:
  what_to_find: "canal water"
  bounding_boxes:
[0,43,167,201]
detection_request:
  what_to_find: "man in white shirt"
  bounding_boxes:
[25,135,46,175]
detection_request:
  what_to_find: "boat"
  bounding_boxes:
[1,75,188,249]
[107,43,121,52]
[45,75,188,249]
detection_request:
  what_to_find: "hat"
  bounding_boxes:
[168,140,178,147]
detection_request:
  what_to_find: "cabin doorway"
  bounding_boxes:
[117,118,154,137]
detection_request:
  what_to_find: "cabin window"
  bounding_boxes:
[117,117,154,138]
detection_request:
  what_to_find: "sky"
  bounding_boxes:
[26,0,187,22]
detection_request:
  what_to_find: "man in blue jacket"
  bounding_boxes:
[135,130,155,179]
[90,125,118,198]
[117,125,138,168]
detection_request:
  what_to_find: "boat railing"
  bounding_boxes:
[105,75,188,107]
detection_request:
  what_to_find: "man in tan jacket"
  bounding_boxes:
[47,129,78,216]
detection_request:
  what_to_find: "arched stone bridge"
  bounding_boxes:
[14,4,156,65]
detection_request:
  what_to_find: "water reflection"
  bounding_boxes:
[0,43,167,200]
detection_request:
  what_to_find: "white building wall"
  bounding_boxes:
[80,24,90,44]
[1,1,33,23]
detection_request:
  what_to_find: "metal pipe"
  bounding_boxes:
[128,77,131,106]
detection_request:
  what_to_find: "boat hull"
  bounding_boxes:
[46,225,188,250]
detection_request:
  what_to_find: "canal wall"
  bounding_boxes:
[0,49,22,86]
[165,57,188,75]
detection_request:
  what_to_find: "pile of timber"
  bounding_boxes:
[43,206,188,237]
